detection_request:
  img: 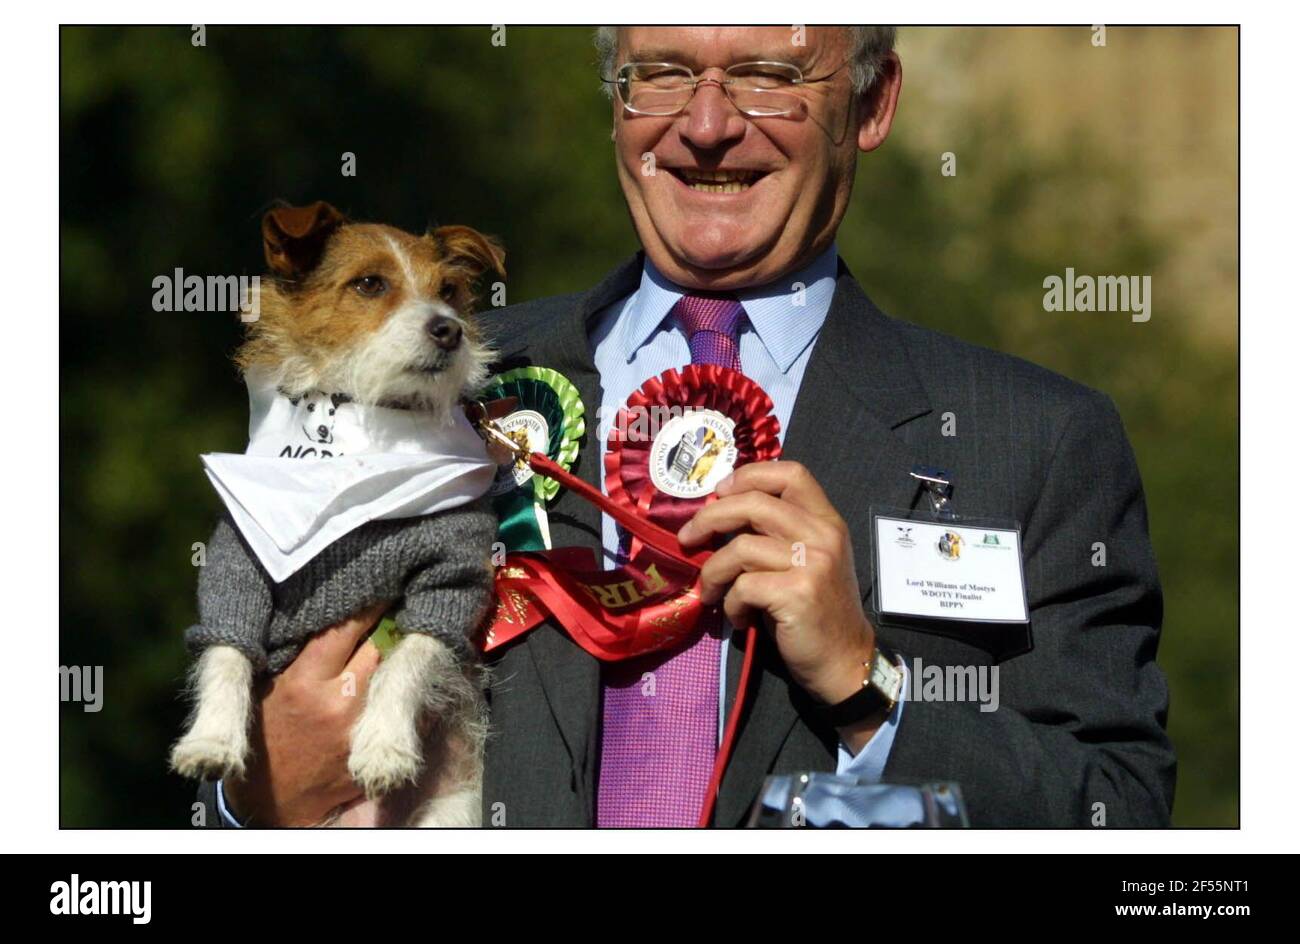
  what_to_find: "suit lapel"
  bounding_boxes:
[717,263,937,825]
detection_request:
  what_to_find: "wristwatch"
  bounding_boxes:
[817,646,904,728]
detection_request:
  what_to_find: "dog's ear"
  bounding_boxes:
[431,225,506,282]
[262,201,347,280]
[330,392,351,409]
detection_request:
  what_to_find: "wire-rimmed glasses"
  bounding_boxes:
[603,60,846,117]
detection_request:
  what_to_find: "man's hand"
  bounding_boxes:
[222,603,387,827]
[677,461,885,751]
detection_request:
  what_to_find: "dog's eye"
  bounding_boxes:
[307,403,316,412]
[351,275,389,298]
[439,282,458,302]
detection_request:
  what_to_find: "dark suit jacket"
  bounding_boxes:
[474,254,1174,828]
[197,255,1174,827]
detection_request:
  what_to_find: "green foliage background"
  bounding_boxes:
[60,26,1237,827]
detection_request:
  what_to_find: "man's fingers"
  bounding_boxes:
[699,533,793,605]
[343,639,382,694]
[714,461,837,517]
[293,602,390,679]
[722,571,784,631]
[678,491,799,546]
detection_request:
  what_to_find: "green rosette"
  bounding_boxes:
[482,367,585,552]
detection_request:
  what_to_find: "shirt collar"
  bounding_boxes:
[612,243,839,374]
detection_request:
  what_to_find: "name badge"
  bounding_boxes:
[873,514,1028,624]
[869,469,1032,658]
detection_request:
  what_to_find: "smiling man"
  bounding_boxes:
[204,25,1174,828]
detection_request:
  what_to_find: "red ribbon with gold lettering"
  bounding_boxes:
[485,548,702,660]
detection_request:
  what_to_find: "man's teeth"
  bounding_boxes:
[679,169,759,193]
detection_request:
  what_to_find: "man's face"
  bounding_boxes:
[611,27,897,291]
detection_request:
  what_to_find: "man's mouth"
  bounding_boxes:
[669,168,766,194]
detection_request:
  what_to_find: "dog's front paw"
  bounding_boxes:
[170,731,247,781]
[349,712,423,799]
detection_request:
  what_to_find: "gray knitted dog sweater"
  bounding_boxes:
[185,500,497,674]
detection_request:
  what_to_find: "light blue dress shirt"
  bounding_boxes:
[589,243,906,785]
[216,242,909,827]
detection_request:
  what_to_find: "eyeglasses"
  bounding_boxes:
[602,60,846,118]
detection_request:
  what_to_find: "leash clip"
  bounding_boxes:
[468,400,528,461]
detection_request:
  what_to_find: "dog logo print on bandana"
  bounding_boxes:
[282,391,352,455]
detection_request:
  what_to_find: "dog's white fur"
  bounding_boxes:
[351,634,464,793]
[171,646,255,780]
[349,633,487,827]
[328,300,490,419]
[170,229,494,827]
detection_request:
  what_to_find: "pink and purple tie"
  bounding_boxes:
[596,294,745,827]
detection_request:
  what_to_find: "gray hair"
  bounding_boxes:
[594,26,896,96]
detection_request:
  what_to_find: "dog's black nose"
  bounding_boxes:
[317,426,330,439]
[427,315,462,351]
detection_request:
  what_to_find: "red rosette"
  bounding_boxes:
[604,365,782,535]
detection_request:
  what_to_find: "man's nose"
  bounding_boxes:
[678,79,747,151]
[426,315,462,351]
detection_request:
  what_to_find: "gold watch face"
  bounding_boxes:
[871,654,904,704]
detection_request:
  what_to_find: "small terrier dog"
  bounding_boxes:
[170,201,504,826]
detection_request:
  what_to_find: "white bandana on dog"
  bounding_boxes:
[202,371,495,583]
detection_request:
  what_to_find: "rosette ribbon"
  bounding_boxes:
[604,363,781,551]
[475,366,782,826]
[481,366,584,552]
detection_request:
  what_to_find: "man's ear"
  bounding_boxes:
[856,53,903,154]
[431,225,506,282]
[262,201,347,280]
